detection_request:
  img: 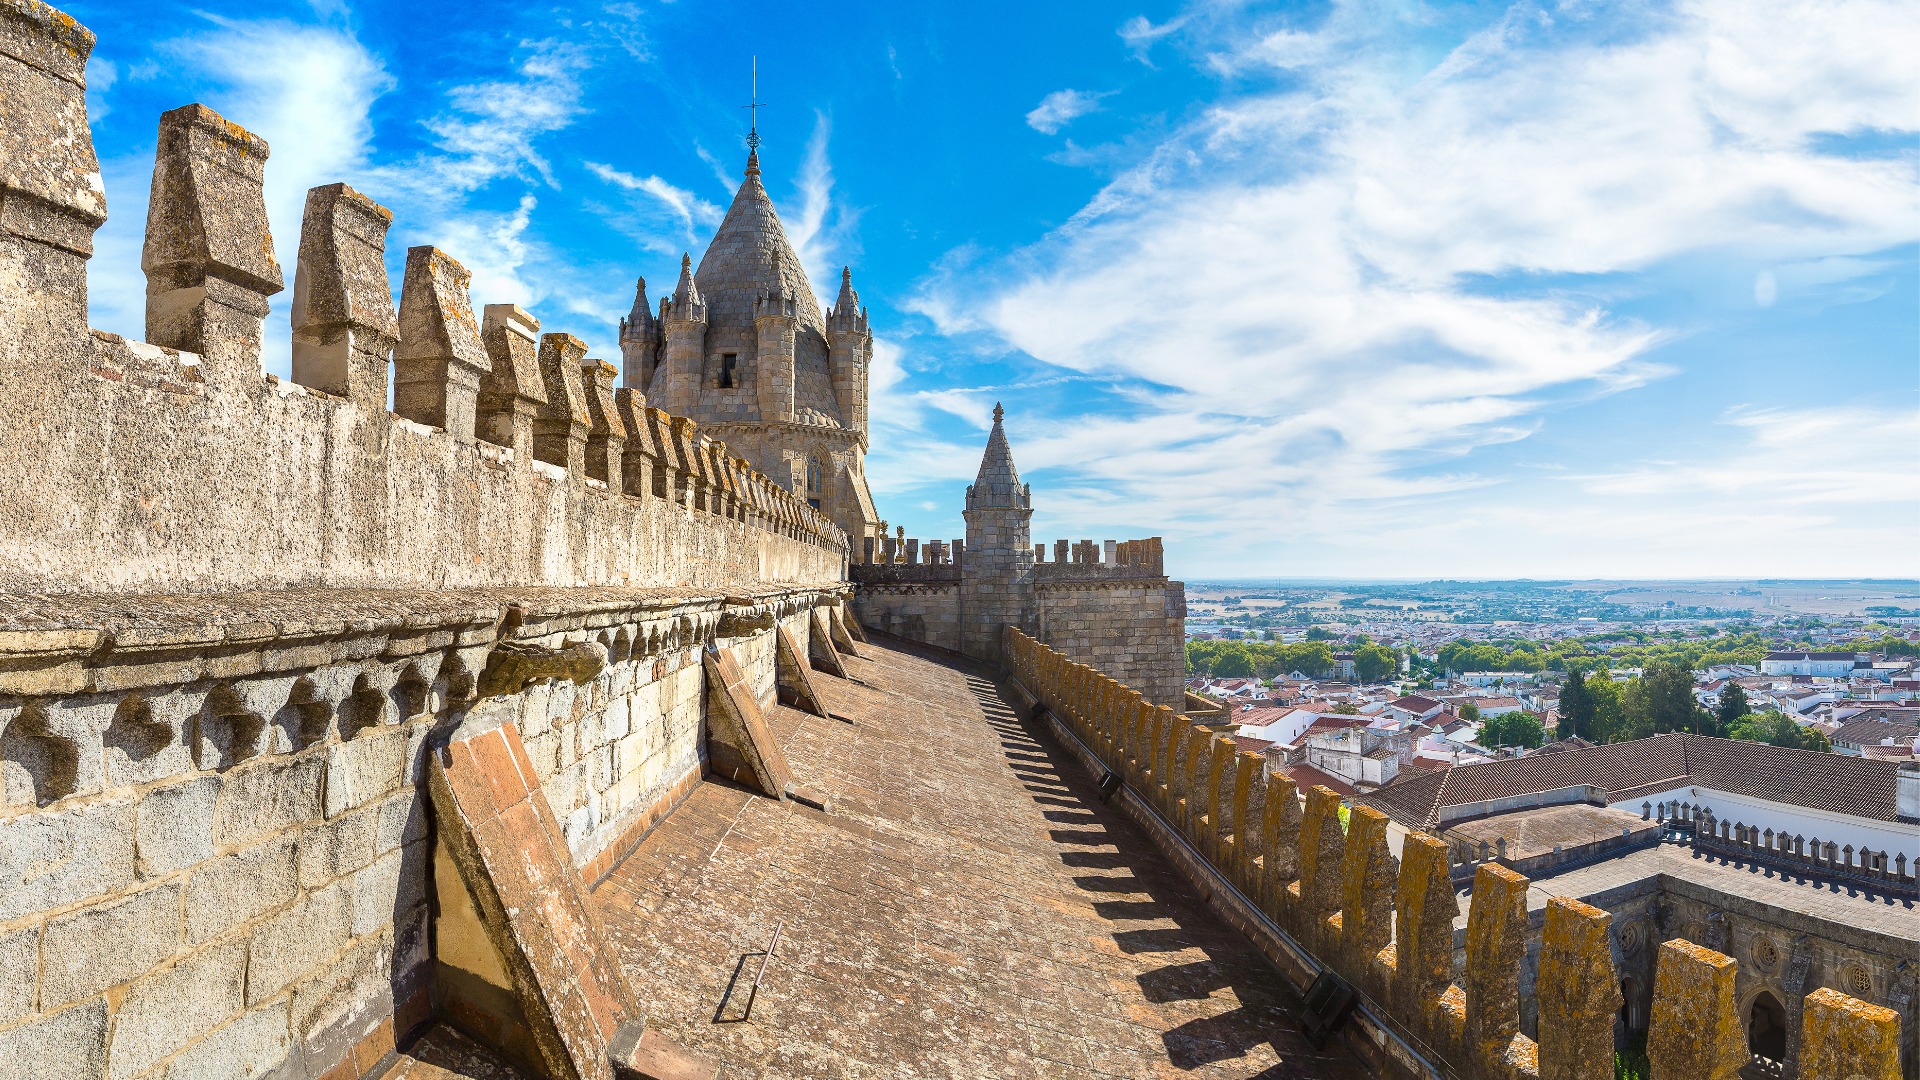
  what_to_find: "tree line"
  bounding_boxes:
[1557,668,1828,751]
[1186,639,1400,683]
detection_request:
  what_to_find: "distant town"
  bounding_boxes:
[1184,578,1920,793]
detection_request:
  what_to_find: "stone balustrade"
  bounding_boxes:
[1004,628,1905,1080]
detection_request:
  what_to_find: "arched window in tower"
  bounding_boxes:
[806,456,824,510]
[717,353,737,389]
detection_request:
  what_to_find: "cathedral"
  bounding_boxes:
[617,148,882,551]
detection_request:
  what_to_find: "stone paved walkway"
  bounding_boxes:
[592,639,1369,1079]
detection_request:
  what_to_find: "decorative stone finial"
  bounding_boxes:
[993,402,1004,424]
[745,148,760,179]
[672,253,699,304]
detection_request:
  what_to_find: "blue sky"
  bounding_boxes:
[72,0,1918,579]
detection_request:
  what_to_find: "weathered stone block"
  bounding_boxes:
[1797,985,1901,1080]
[41,879,182,1008]
[374,788,428,854]
[1536,897,1617,1080]
[1463,863,1534,1070]
[159,1000,291,1080]
[245,880,351,1006]
[214,754,323,848]
[0,999,110,1080]
[350,840,428,937]
[1646,938,1745,1080]
[109,940,248,1080]
[289,924,408,1054]
[187,835,297,943]
[0,923,39,1024]
[0,795,134,921]
[324,727,409,818]
[297,802,379,887]
[135,773,219,878]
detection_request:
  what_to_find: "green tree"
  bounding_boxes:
[1560,670,1596,740]
[1634,661,1710,736]
[1481,710,1545,749]
[1715,684,1750,734]
[1728,710,1831,752]
[1353,643,1398,684]
[1306,626,1334,641]
[1460,701,1481,723]
[1588,672,1632,743]
[1212,645,1256,679]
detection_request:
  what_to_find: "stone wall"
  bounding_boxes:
[850,544,1188,707]
[0,6,845,598]
[1005,629,1905,1080]
[1034,578,1187,710]
[849,579,963,654]
[0,582,843,1078]
[0,3,860,1072]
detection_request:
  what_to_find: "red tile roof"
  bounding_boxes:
[1280,762,1355,797]
[1356,732,1906,830]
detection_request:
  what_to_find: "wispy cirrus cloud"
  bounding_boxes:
[905,0,1920,576]
[777,112,861,311]
[1025,89,1111,134]
[375,39,589,200]
[586,162,721,250]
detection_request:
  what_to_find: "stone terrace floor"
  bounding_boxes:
[588,638,1369,1080]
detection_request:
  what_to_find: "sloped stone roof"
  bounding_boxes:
[967,404,1029,510]
[693,149,825,338]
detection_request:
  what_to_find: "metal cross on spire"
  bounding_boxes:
[742,56,766,150]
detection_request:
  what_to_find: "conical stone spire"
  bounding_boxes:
[693,150,823,334]
[671,253,700,306]
[968,402,1029,510]
[836,267,858,311]
[619,276,654,340]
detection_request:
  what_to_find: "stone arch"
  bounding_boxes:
[390,664,434,724]
[1618,975,1646,1036]
[202,685,271,768]
[1745,987,1789,1064]
[103,693,171,767]
[337,673,390,740]
[272,677,334,751]
[612,626,635,664]
[0,703,79,808]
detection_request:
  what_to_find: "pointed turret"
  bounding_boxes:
[618,275,659,391]
[967,403,1030,510]
[961,402,1036,661]
[669,253,702,309]
[827,266,871,442]
[654,253,708,413]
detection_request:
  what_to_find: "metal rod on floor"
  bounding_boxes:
[741,918,785,1021]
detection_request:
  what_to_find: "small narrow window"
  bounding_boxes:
[717,353,737,389]
[806,456,823,510]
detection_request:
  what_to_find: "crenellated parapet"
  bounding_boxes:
[0,4,846,595]
[1004,628,1906,1080]
[1034,536,1166,579]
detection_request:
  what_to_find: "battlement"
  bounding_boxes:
[1005,629,1907,1080]
[857,530,963,568]
[1033,536,1166,578]
[0,3,844,596]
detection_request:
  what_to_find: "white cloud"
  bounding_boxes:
[1025,89,1110,135]
[586,162,721,246]
[378,40,588,200]
[910,0,1920,575]
[86,18,392,377]
[1119,14,1188,66]
[777,112,860,310]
